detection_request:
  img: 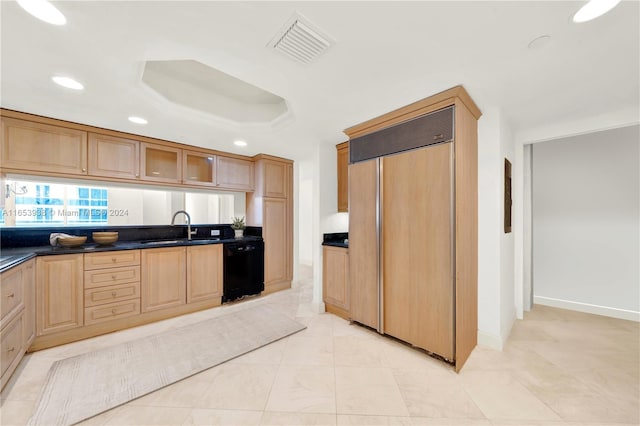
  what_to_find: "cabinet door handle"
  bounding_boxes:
[111,258,117,263]
[433,134,444,140]
[112,291,117,297]
[7,293,14,298]
[112,275,116,280]
[111,309,117,315]
[7,347,15,353]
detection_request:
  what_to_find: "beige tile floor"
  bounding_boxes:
[1,270,638,426]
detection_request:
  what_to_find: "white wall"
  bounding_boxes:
[532,125,640,320]
[298,161,314,266]
[499,114,516,340]
[477,106,517,349]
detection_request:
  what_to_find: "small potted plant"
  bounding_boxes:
[231,216,246,239]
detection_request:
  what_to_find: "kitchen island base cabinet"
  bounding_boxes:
[322,246,349,320]
[36,254,84,336]
[141,247,187,312]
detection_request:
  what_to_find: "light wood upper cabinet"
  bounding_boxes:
[261,160,288,198]
[183,151,216,186]
[187,245,223,304]
[337,141,349,212]
[141,247,186,312]
[88,133,140,179]
[1,117,87,175]
[323,246,349,312]
[36,254,84,336]
[140,142,182,184]
[216,156,254,191]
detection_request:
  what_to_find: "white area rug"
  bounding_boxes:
[28,304,305,426]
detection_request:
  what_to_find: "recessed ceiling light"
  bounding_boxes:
[51,75,84,90]
[573,0,621,23]
[234,140,247,147]
[17,0,66,25]
[128,116,148,125]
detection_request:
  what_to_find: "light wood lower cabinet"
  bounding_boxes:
[322,246,349,319]
[0,259,35,390]
[1,315,22,389]
[22,260,36,347]
[36,255,84,336]
[141,247,186,312]
[187,245,223,304]
[263,197,289,287]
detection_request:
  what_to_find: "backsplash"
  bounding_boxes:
[0,224,262,248]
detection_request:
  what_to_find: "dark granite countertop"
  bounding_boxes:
[322,232,348,248]
[0,252,37,273]
[0,236,262,273]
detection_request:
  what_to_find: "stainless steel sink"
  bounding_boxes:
[140,240,181,245]
[139,238,220,245]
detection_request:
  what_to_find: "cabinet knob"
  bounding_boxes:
[82,168,87,172]
[112,309,117,315]
[111,258,116,263]
[112,275,116,280]
[112,291,117,297]
[7,293,14,298]
[7,347,15,353]
[136,174,140,178]
[433,134,444,140]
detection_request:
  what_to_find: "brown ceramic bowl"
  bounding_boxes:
[92,232,119,245]
[58,236,87,247]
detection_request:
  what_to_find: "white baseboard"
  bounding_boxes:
[534,296,640,322]
[477,330,503,351]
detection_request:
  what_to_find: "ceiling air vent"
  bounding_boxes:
[269,14,332,64]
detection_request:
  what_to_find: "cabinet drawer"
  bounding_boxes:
[1,314,23,379]
[84,265,140,289]
[84,282,140,307]
[84,250,140,270]
[1,266,24,327]
[84,299,140,325]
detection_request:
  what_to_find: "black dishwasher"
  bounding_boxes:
[222,240,264,303]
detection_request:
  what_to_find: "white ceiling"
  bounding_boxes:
[1,1,638,161]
